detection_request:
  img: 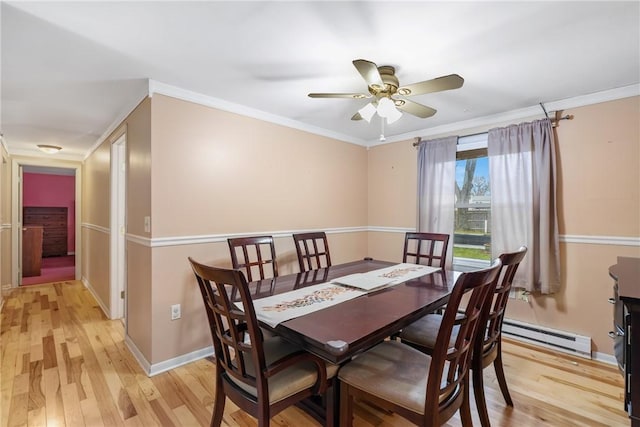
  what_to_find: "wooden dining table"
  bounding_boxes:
[246,258,459,365]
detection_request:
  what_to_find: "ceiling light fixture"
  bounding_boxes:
[37,144,62,154]
[358,97,402,124]
[358,103,377,122]
[377,97,402,124]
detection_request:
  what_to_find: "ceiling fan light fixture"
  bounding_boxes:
[358,103,377,123]
[385,107,402,124]
[37,144,62,154]
[377,97,402,124]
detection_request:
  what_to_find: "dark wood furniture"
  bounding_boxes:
[338,259,502,426]
[228,236,278,282]
[610,256,640,427]
[399,246,527,427]
[247,259,456,365]
[23,206,68,257]
[292,232,332,272]
[22,225,44,277]
[403,232,450,269]
[188,257,338,427]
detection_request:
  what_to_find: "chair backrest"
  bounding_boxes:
[403,232,449,269]
[228,236,278,282]
[480,246,528,356]
[188,257,267,395]
[292,232,332,272]
[424,258,502,422]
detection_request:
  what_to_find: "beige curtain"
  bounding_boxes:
[488,118,560,294]
[417,136,457,267]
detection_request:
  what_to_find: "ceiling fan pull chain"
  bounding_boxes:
[379,118,386,142]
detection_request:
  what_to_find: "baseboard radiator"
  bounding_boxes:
[502,318,592,359]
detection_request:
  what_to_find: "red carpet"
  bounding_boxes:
[22,255,75,286]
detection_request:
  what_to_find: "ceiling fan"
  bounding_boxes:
[308,59,464,124]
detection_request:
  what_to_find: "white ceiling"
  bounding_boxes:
[2,1,639,160]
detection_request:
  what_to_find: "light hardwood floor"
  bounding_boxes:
[1,280,629,426]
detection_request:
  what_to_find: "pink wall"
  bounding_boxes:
[23,173,75,253]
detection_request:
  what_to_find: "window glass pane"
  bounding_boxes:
[454,150,491,264]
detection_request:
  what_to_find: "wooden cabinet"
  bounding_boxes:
[610,257,640,427]
[22,225,43,277]
[23,207,68,257]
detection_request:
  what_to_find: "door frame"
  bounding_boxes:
[110,134,127,320]
[11,157,82,287]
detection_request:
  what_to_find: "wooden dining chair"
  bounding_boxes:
[292,232,332,272]
[398,246,527,427]
[403,232,450,269]
[338,259,502,427]
[188,257,338,427]
[228,236,278,282]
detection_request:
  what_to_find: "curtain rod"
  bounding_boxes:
[412,108,575,147]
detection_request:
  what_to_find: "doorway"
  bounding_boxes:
[11,158,82,289]
[20,166,76,286]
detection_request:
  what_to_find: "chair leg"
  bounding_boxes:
[473,367,491,427]
[460,377,473,427]
[494,348,513,406]
[339,382,354,427]
[210,389,225,427]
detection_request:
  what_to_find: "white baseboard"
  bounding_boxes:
[125,335,152,375]
[148,346,214,377]
[81,276,110,319]
[124,333,214,377]
[592,351,618,366]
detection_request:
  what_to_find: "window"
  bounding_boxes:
[454,134,490,268]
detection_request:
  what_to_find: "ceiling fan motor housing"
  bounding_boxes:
[369,66,399,98]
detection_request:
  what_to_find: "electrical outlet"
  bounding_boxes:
[144,216,151,233]
[171,304,181,320]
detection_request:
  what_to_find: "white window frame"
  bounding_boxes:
[453,133,491,270]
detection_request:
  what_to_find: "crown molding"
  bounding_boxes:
[367,83,640,147]
[80,81,639,158]
[148,79,367,146]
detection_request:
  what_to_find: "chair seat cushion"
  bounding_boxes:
[230,336,338,404]
[338,340,445,414]
[399,313,460,352]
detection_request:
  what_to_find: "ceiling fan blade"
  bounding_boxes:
[308,92,371,99]
[352,59,384,88]
[395,99,437,118]
[351,112,363,121]
[397,74,464,97]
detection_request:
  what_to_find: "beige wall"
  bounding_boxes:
[367,96,640,355]
[82,97,153,359]
[82,131,112,312]
[145,95,369,364]
[150,95,368,236]
[125,97,153,358]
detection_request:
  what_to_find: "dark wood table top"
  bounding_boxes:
[247,259,457,364]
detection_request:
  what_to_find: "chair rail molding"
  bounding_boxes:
[121,227,640,248]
